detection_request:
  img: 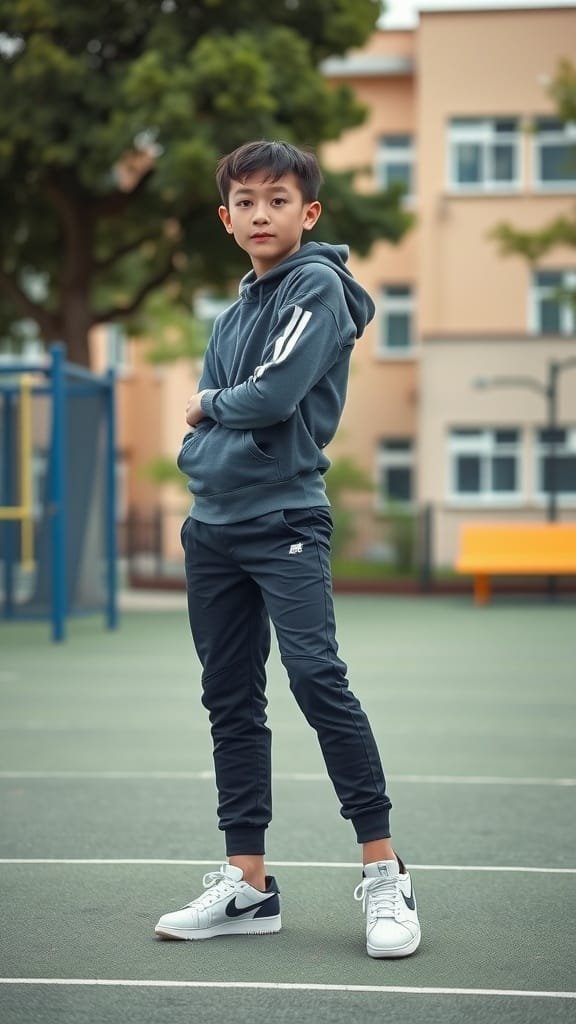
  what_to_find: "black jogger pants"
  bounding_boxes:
[183,506,392,855]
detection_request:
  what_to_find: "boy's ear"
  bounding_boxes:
[303,200,322,232]
[218,206,234,234]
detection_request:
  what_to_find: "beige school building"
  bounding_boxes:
[95,1,576,569]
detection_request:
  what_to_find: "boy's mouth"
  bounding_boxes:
[251,233,274,240]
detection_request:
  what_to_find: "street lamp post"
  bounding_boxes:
[547,360,559,523]
[473,356,576,523]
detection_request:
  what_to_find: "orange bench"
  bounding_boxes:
[456,523,576,605]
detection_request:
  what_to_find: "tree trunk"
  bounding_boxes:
[60,288,93,367]
[45,176,94,367]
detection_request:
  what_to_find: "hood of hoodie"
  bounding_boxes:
[238,241,375,339]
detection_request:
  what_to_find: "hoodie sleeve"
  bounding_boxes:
[197,332,222,392]
[178,327,222,448]
[199,271,355,429]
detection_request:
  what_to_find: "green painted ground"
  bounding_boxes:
[1,596,575,1024]
[1,864,575,990]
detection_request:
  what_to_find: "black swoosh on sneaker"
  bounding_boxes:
[225,895,274,919]
[402,883,416,911]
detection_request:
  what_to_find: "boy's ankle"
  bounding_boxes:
[228,855,266,892]
[362,838,396,866]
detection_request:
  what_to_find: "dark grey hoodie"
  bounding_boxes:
[177,241,375,523]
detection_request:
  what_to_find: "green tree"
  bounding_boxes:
[324,455,373,558]
[0,0,411,366]
[492,59,576,312]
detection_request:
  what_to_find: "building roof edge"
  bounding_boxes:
[418,1,576,13]
[320,54,414,78]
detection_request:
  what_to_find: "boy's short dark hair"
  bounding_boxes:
[216,140,322,206]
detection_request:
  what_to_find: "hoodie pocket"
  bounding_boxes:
[178,424,281,496]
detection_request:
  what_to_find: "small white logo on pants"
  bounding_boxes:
[289,542,303,555]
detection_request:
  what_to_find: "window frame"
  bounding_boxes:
[194,295,231,336]
[530,269,576,336]
[447,427,523,505]
[377,438,415,508]
[376,134,415,203]
[532,118,576,191]
[447,117,522,194]
[105,322,131,375]
[377,284,416,359]
[534,426,576,503]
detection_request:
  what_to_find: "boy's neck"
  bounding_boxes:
[251,240,303,278]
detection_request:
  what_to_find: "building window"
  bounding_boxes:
[376,135,414,200]
[115,453,129,522]
[0,315,45,364]
[106,323,130,372]
[379,286,415,356]
[449,428,521,501]
[531,270,576,335]
[378,438,414,505]
[536,428,576,499]
[448,118,520,191]
[533,118,576,190]
[0,335,45,363]
[194,295,231,336]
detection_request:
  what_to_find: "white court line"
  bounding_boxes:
[0,859,575,874]
[0,770,575,786]
[0,979,574,999]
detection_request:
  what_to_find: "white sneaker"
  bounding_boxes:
[354,857,421,958]
[155,864,281,940]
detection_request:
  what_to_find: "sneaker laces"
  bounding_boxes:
[354,876,400,919]
[183,867,236,911]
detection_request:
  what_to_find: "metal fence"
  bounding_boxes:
[118,502,435,591]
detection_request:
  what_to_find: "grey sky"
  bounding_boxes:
[379,0,576,30]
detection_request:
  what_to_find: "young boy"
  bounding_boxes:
[155,140,421,958]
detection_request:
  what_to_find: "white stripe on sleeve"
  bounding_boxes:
[253,306,313,381]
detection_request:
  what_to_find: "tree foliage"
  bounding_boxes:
[323,454,373,558]
[0,0,411,365]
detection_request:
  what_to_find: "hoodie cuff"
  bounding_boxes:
[200,389,219,420]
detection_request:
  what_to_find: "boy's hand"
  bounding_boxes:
[185,391,207,427]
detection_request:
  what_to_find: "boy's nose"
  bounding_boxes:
[252,206,271,224]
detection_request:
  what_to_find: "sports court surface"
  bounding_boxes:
[1,594,575,1024]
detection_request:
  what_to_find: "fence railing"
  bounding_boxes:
[118,502,436,591]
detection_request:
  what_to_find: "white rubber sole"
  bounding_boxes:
[155,915,282,941]
[367,927,421,959]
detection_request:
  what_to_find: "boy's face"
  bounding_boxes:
[218,171,321,277]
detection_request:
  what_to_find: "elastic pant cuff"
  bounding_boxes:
[224,827,266,856]
[352,809,391,844]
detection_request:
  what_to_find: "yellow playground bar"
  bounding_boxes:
[0,373,34,571]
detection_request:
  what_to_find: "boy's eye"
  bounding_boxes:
[271,198,287,206]
[236,200,252,207]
